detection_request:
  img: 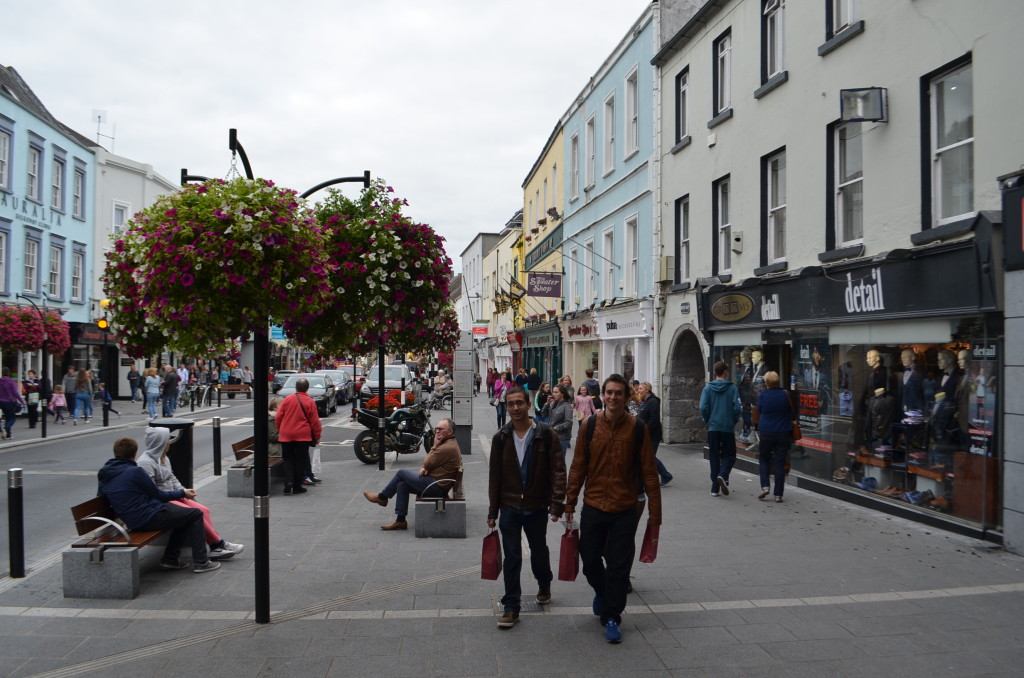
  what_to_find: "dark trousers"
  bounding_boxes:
[758,431,791,497]
[380,469,446,520]
[0,402,18,436]
[140,503,207,563]
[281,440,311,489]
[579,504,636,625]
[707,430,737,493]
[498,509,552,612]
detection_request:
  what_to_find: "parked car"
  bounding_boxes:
[335,364,366,390]
[276,374,337,416]
[360,363,422,401]
[313,369,355,404]
[272,370,299,394]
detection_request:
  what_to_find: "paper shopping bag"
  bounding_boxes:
[310,446,322,475]
[558,522,580,581]
[639,524,660,563]
[481,529,502,580]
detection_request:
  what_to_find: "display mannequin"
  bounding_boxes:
[936,350,961,398]
[955,349,973,431]
[930,390,959,454]
[864,387,896,449]
[750,350,768,398]
[737,349,755,441]
[899,348,924,412]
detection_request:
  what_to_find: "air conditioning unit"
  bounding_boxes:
[657,255,675,283]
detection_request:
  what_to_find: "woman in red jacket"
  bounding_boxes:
[275,378,323,495]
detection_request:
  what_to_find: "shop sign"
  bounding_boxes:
[472,321,489,337]
[524,331,557,348]
[565,318,597,341]
[0,193,64,229]
[601,317,647,338]
[710,294,755,323]
[528,273,562,297]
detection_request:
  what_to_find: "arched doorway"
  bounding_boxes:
[664,327,707,443]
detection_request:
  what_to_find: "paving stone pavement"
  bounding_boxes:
[0,395,1020,677]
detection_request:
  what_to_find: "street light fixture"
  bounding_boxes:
[15,294,49,440]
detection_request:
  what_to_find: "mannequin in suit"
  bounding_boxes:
[737,349,755,441]
[864,387,896,448]
[750,350,768,399]
[899,348,925,412]
[936,350,961,398]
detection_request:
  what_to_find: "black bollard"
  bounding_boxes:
[102,402,110,427]
[213,416,222,476]
[217,385,222,408]
[8,469,24,578]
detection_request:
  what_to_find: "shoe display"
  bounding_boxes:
[380,520,408,531]
[160,557,189,570]
[717,476,730,496]
[193,560,221,573]
[363,491,388,507]
[604,620,622,644]
[497,610,520,628]
[536,586,552,605]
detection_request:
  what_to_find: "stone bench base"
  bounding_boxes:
[227,461,285,497]
[414,498,466,538]
[63,547,141,599]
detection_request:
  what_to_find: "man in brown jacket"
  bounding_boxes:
[487,387,566,629]
[564,373,661,644]
[363,418,461,530]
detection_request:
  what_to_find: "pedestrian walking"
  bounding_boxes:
[144,368,161,419]
[487,387,566,629]
[161,365,179,416]
[0,367,26,439]
[22,370,40,429]
[699,360,742,497]
[564,374,662,644]
[493,371,514,428]
[637,382,672,486]
[275,377,322,495]
[61,366,77,419]
[71,369,93,425]
[97,382,120,417]
[127,366,141,403]
[574,385,597,431]
[49,386,68,424]
[541,384,574,455]
[533,381,552,422]
[486,368,496,397]
[755,371,794,502]
[582,369,602,410]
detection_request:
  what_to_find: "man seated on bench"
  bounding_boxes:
[137,427,243,560]
[363,417,461,531]
[97,437,221,573]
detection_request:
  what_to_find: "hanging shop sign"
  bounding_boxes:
[528,273,562,297]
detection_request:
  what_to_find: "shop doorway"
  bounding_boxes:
[665,328,706,443]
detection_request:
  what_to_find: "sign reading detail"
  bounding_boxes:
[710,294,755,323]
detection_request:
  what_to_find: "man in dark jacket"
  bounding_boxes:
[97,437,219,573]
[161,365,180,417]
[487,386,566,629]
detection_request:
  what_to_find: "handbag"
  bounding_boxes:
[791,420,802,442]
[481,529,502,580]
[639,524,660,563]
[490,397,499,407]
[27,393,39,405]
[558,521,580,581]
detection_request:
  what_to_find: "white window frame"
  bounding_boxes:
[931,62,974,226]
[602,229,615,299]
[831,0,858,34]
[625,67,639,156]
[51,158,65,211]
[48,244,62,298]
[585,116,596,189]
[569,247,579,306]
[764,0,785,80]
[113,201,130,234]
[715,33,732,114]
[23,237,38,293]
[676,69,689,142]
[716,178,732,273]
[767,150,787,263]
[27,146,41,201]
[570,134,580,200]
[551,164,557,210]
[835,122,864,246]
[0,230,7,294]
[542,179,548,223]
[73,169,85,218]
[0,130,10,191]
[625,215,638,298]
[603,94,615,176]
[71,250,84,301]
[677,196,690,282]
[585,239,595,300]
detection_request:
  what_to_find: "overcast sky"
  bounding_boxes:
[4,0,650,272]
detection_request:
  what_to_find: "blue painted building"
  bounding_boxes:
[558,4,658,386]
[0,65,97,377]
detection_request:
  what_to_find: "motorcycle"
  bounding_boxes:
[353,401,433,465]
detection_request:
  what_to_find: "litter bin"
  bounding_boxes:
[148,418,195,488]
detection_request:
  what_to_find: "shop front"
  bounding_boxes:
[700,239,1001,535]
[72,324,122,397]
[595,299,653,384]
[560,313,598,386]
[521,322,561,385]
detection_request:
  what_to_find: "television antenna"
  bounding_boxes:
[91,109,116,152]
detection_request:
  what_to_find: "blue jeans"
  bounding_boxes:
[558,438,570,456]
[495,401,507,428]
[652,438,672,483]
[0,401,18,436]
[498,509,552,612]
[707,430,737,493]
[380,469,447,520]
[73,393,92,420]
[758,431,790,497]
[162,393,177,417]
[146,393,159,418]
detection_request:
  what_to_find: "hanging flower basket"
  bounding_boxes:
[102,178,333,358]
[0,305,70,355]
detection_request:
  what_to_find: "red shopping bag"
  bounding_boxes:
[481,529,502,580]
[558,521,580,581]
[639,524,660,563]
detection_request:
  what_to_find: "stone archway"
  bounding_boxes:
[663,327,707,443]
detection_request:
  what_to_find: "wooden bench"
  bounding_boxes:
[63,496,170,599]
[227,436,285,497]
[219,383,252,399]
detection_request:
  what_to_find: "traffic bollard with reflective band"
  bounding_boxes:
[213,416,222,476]
[8,469,24,578]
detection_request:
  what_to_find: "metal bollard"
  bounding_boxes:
[217,386,222,408]
[213,417,222,476]
[102,402,110,427]
[191,390,196,413]
[8,469,24,578]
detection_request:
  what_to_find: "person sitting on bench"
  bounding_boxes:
[136,427,244,560]
[97,437,220,573]
[362,417,462,531]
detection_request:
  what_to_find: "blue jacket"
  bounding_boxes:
[97,457,185,530]
[700,379,741,433]
[757,388,793,433]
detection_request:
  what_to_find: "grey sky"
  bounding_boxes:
[4,0,650,272]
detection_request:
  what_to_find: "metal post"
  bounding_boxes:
[377,340,387,471]
[212,416,222,476]
[7,469,24,578]
[217,385,222,408]
[102,402,109,427]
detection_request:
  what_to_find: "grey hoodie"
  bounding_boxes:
[136,427,185,492]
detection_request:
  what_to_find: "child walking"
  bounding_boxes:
[49,386,68,424]
[97,382,120,417]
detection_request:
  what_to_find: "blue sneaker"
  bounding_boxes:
[592,595,602,616]
[604,619,622,644]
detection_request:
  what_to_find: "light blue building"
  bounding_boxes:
[0,64,97,376]
[558,4,658,386]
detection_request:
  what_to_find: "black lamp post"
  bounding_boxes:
[183,129,369,624]
[15,294,49,440]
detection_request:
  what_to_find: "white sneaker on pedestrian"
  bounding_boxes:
[208,547,236,560]
[221,541,244,555]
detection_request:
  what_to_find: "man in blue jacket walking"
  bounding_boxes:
[699,361,742,497]
[97,437,219,572]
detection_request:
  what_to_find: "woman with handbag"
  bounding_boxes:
[755,371,794,502]
[574,385,597,431]
[541,385,574,454]
[493,371,514,428]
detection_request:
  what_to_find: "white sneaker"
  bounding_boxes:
[208,547,235,560]
[222,541,244,555]
[193,560,221,573]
